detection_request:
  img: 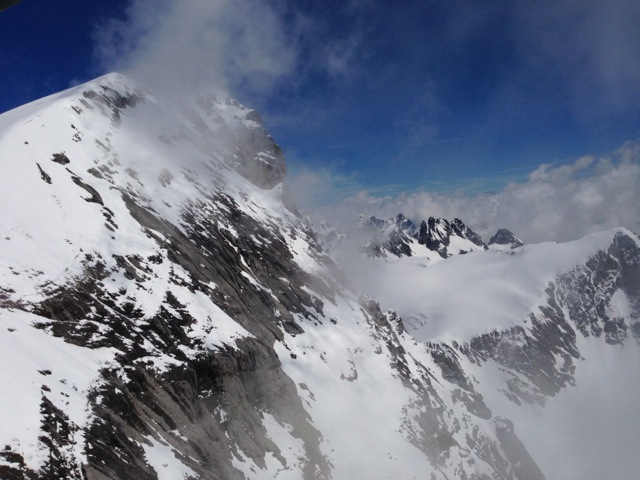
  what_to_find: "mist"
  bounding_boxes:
[93,0,300,103]
[300,139,640,245]
[92,1,640,247]
[86,3,640,479]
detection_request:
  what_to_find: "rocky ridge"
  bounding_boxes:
[354,213,489,260]
[488,228,525,250]
[0,73,639,479]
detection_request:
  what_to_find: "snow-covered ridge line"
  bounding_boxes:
[1,73,639,480]
[0,72,305,477]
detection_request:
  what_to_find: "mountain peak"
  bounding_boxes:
[83,71,137,90]
[488,228,525,250]
[414,216,486,258]
[2,73,639,480]
[1,72,286,191]
[354,214,486,260]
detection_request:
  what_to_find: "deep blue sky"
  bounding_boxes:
[2,0,640,198]
[0,1,127,110]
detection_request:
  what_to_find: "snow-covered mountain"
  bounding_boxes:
[1,73,639,480]
[360,214,487,260]
[315,213,488,263]
[488,228,524,251]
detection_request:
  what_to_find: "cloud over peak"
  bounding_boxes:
[308,140,640,244]
[94,0,299,101]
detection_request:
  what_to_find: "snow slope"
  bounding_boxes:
[342,223,640,479]
[1,73,639,480]
[350,229,634,341]
[0,73,305,477]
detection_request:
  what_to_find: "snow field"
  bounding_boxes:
[0,309,117,470]
[352,229,634,342]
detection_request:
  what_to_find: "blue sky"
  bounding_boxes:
[2,0,640,199]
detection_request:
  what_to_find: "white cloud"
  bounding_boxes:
[93,0,299,101]
[285,164,362,210]
[310,140,640,244]
[92,0,370,109]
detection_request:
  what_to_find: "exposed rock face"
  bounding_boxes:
[459,231,640,404]
[233,120,286,189]
[359,214,487,259]
[489,228,525,250]
[192,93,286,189]
[1,73,639,480]
[416,217,487,258]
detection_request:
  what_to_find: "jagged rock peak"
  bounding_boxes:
[358,214,487,259]
[489,228,525,250]
[416,217,487,258]
[394,213,415,231]
[451,218,486,248]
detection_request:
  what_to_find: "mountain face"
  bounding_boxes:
[357,214,488,260]
[488,228,525,250]
[1,74,639,480]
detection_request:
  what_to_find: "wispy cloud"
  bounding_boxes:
[310,140,640,243]
[93,0,300,101]
[91,0,640,217]
[92,0,371,109]
[389,1,640,156]
[93,0,640,128]
[286,164,362,209]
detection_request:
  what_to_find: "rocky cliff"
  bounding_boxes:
[0,73,638,480]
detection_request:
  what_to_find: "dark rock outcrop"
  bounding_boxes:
[489,228,524,249]
[362,214,487,259]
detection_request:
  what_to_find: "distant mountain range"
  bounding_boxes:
[1,73,638,480]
